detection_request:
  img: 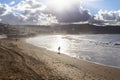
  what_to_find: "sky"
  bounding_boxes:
[0,0,120,25]
[82,0,120,13]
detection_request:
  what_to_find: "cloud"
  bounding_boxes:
[0,0,58,25]
[79,7,92,21]
[95,10,117,21]
[15,0,46,12]
[0,0,93,25]
[85,0,101,2]
[94,10,120,25]
[89,16,104,25]
[0,0,120,25]
[23,13,58,25]
[9,1,15,5]
[49,6,92,23]
[0,4,11,16]
[0,13,26,24]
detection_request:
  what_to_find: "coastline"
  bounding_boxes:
[0,38,120,80]
[26,34,120,69]
[26,38,120,69]
[27,40,120,69]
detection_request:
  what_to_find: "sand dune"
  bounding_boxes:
[0,38,120,80]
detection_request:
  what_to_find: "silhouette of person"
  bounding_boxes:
[58,46,61,54]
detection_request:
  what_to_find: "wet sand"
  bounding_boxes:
[0,38,120,80]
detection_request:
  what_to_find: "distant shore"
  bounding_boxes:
[0,38,120,80]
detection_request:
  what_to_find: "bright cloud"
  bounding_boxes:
[0,4,11,16]
[15,0,46,11]
[0,0,58,25]
[46,0,81,12]
[0,0,120,25]
[9,1,15,5]
[85,0,101,2]
[91,10,120,25]
[46,4,92,23]
[95,10,120,21]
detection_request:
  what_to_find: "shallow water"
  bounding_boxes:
[27,34,120,68]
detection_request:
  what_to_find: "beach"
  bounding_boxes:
[0,38,120,80]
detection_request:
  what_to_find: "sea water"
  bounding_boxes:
[26,34,120,68]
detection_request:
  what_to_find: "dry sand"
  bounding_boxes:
[0,38,120,80]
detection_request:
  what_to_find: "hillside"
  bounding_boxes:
[0,23,120,36]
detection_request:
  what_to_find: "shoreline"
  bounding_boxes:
[21,38,120,79]
[26,36,120,69]
[29,44,120,69]
[27,41,120,69]
[0,38,120,80]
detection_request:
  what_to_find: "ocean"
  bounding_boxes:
[26,34,120,68]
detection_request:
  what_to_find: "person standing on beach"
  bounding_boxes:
[58,46,61,54]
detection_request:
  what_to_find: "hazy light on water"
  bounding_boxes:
[48,35,69,54]
[27,34,120,67]
[27,35,70,54]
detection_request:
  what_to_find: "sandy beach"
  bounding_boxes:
[0,38,120,80]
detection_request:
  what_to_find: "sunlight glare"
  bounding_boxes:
[46,0,81,12]
[50,35,69,53]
